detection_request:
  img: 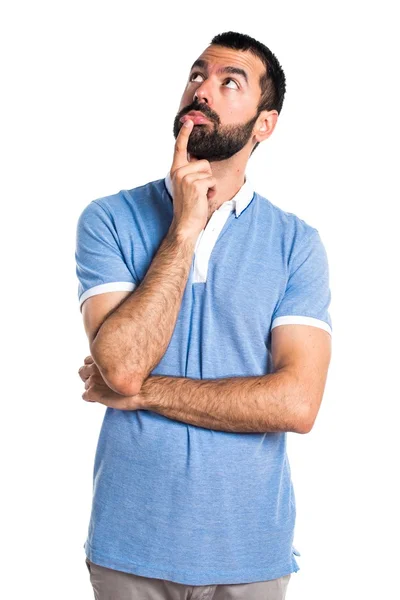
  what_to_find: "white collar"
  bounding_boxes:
[164,171,254,218]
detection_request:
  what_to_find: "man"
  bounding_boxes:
[76,31,332,600]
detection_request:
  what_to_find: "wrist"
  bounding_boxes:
[133,377,154,411]
[168,221,201,245]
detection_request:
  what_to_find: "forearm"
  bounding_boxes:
[140,369,308,433]
[91,225,197,395]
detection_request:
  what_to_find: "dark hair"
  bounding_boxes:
[210,31,286,154]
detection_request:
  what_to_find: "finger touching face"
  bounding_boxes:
[171,118,194,174]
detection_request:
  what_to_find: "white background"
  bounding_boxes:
[1,1,399,598]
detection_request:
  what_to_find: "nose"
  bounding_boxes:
[194,80,212,105]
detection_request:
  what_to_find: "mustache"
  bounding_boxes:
[178,100,220,125]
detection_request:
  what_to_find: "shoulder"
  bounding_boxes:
[77,177,167,222]
[254,190,319,245]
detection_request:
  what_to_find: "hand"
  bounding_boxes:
[78,355,145,410]
[169,118,217,238]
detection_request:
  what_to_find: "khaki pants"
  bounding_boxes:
[85,558,291,600]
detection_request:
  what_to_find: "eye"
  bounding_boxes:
[189,72,204,83]
[223,78,239,89]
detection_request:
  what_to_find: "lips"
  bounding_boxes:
[180,111,210,125]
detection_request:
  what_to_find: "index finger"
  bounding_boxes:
[171,119,194,174]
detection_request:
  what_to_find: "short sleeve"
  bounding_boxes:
[271,229,332,335]
[75,200,137,312]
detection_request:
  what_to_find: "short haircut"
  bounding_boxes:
[210,31,286,153]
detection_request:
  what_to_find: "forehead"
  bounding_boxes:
[191,45,265,85]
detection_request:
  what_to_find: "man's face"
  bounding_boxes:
[173,45,266,161]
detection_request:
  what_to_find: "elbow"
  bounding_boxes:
[90,343,143,397]
[296,406,317,434]
[111,376,143,397]
[297,420,314,434]
[99,371,143,397]
[104,364,144,396]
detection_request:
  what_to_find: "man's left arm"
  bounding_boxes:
[139,323,331,434]
[80,323,331,433]
[80,225,333,433]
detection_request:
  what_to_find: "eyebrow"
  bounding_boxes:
[189,59,249,85]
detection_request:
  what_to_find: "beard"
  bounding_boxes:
[173,100,259,162]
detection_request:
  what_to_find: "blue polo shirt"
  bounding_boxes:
[75,173,332,586]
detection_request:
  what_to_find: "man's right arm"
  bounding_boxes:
[86,118,215,396]
[89,225,197,396]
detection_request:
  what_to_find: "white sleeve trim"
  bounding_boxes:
[79,282,137,310]
[271,315,332,336]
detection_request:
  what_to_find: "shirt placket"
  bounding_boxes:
[193,202,234,283]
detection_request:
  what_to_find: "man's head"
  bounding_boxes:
[173,31,286,162]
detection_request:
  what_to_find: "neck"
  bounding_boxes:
[205,147,249,217]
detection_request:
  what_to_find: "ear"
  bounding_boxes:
[253,109,279,144]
